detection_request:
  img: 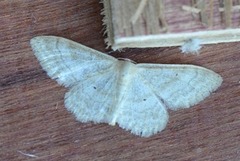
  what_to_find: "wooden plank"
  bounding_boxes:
[195,0,209,26]
[224,0,233,27]
[103,0,240,50]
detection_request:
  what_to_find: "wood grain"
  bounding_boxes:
[109,0,240,35]
[103,0,240,50]
[0,1,239,161]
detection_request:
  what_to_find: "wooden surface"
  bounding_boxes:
[0,1,239,161]
[104,0,240,50]
[110,0,240,35]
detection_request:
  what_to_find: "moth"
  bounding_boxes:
[30,36,222,137]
